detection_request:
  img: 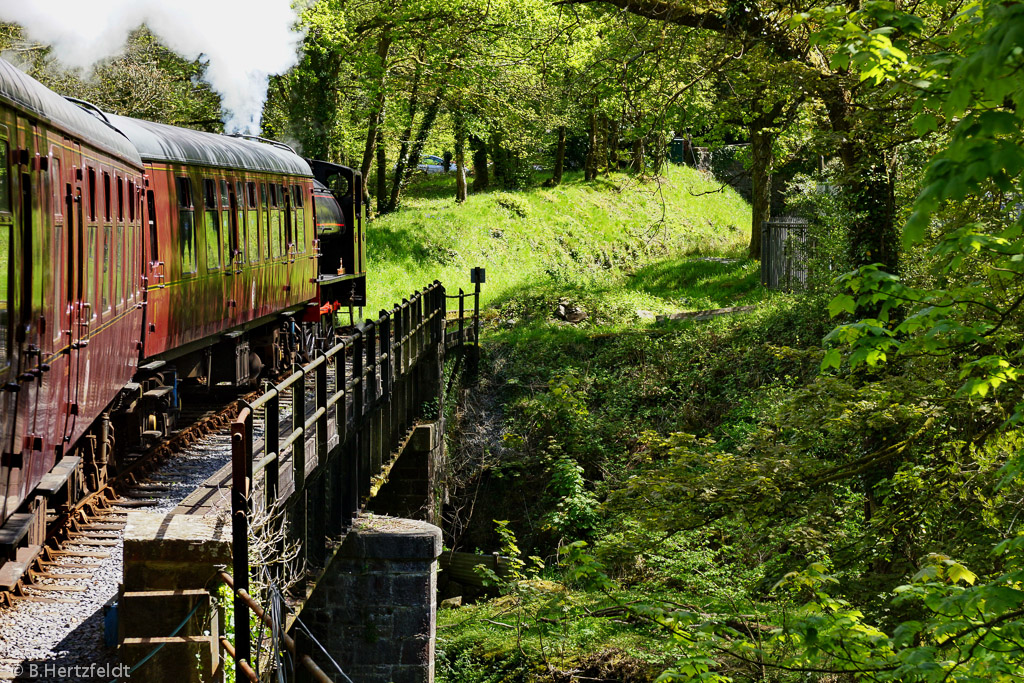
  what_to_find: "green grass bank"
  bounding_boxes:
[364,165,751,314]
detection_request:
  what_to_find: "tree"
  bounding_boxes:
[557,0,918,271]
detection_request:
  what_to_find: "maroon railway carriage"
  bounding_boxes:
[0,62,367,589]
[99,117,368,453]
[106,116,319,397]
[0,60,147,561]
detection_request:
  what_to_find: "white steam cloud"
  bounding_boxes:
[0,0,304,133]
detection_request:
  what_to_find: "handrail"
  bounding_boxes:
[229,275,483,678]
[216,571,333,683]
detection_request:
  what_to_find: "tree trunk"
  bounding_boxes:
[599,115,610,176]
[823,80,899,272]
[748,126,772,260]
[585,111,598,181]
[607,119,619,172]
[652,131,666,175]
[385,65,422,214]
[552,125,566,185]
[376,127,387,215]
[359,29,392,206]
[388,89,443,213]
[490,133,504,185]
[405,92,443,181]
[631,137,645,173]
[454,106,468,203]
[471,136,489,191]
[848,163,896,270]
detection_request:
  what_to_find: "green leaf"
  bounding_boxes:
[828,294,857,318]
[946,562,977,585]
[912,112,939,135]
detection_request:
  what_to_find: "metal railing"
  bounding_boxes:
[228,278,481,677]
[760,216,810,290]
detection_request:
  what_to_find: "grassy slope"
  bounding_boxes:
[366,167,813,682]
[365,166,751,314]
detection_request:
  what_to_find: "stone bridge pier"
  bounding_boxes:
[121,281,477,683]
[122,420,446,683]
[294,421,445,683]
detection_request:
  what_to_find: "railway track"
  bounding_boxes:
[0,343,351,680]
[0,384,284,681]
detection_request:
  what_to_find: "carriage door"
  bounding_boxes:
[66,147,87,432]
[48,140,72,457]
[0,125,16,518]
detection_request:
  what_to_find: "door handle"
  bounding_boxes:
[73,303,92,348]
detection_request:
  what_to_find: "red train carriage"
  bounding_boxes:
[0,58,368,589]
[0,60,146,560]
[105,116,320,401]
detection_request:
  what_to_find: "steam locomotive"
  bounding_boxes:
[0,57,366,586]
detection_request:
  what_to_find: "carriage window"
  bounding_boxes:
[235,181,247,265]
[0,140,8,213]
[103,171,111,221]
[176,177,197,274]
[115,225,123,308]
[128,225,136,300]
[269,184,282,259]
[147,189,158,262]
[203,178,220,270]
[0,139,8,365]
[117,176,124,222]
[88,167,96,220]
[102,226,111,311]
[53,220,63,341]
[51,157,61,217]
[86,226,96,313]
[280,184,292,250]
[245,183,258,263]
[292,184,305,253]
[0,222,8,367]
[221,180,233,267]
[128,180,135,222]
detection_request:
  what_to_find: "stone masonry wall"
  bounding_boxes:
[297,516,442,683]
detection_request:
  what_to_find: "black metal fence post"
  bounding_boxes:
[292,367,308,584]
[351,326,365,514]
[228,281,471,678]
[231,408,253,667]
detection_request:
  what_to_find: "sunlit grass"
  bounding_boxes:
[363,165,751,313]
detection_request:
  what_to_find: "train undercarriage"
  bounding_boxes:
[0,304,355,594]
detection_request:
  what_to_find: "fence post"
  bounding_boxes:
[380,310,393,466]
[231,408,253,667]
[351,326,365,514]
[392,304,403,445]
[458,288,465,347]
[403,299,413,430]
[760,221,769,286]
[474,279,480,349]
[292,367,307,584]
[313,357,328,565]
[339,338,354,529]
[264,388,281,579]
[364,322,378,497]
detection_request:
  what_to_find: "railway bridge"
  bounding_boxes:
[118,278,482,683]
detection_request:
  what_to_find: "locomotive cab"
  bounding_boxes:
[313,180,346,276]
[306,160,366,309]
